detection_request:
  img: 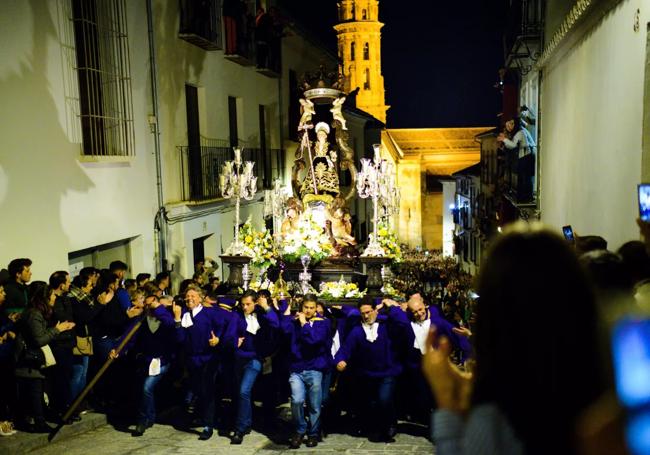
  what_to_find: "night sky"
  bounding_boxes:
[280,0,508,129]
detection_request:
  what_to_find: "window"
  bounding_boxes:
[362,9,367,19]
[259,105,271,189]
[178,0,222,50]
[72,0,134,156]
[350,42,355,61]
[363,42,369,60]
[364,68,370,90]
[288,70,299,140]
[228,96,238,148]
[185,84,204,199]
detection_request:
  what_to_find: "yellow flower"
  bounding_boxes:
[245,235,253,244]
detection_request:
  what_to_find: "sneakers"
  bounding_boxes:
[288,433,303,449]
[0,421,17,436]
[305,435,318,447]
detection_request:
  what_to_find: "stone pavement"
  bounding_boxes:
[26,420,434,455]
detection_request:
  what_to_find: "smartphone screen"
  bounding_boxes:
[562,225,574,242]
[611,318,650,455]
[638,184,650,222]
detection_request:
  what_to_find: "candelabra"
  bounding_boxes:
[220,148,258,255]
[357,144,395,257]
[299,254,312,295]
[381,184,400,229]
[242,263,253,290]
[271,179,288,236]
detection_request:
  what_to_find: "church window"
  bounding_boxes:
[364,68,370,90]
[363,42,369,60]
[362,9,367,19]
[351,42,355,61]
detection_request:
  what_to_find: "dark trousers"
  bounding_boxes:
[0,356,17,421]
[48,346,73,414]
[359,375,396,436]
[189,358,219,429]
[517,154,535,202]
[18,377,45,423]
[402,367,434,424]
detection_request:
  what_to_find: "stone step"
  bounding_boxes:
[0,412,107,454]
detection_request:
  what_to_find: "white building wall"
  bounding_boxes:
[441,181,456,257]
[0,0,158,280]
[540,0,648,250]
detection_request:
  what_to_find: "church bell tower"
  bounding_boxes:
[334,1,389,124]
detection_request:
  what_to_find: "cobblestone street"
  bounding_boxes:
[28,420,434,455]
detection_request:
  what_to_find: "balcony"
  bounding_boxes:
[178,142,282,202]
[223,12,256,66]
[504,0,544,75]
[498,147,537,208]
[179,0,222,51]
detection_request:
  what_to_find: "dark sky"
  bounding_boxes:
[280,1,508,128]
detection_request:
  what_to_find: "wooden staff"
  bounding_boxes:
[48,320,143,442]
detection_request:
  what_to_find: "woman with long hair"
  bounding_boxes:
[423,222,607,454]
[15,281,74,432]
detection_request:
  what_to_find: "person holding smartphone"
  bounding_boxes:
[422,222,608,455]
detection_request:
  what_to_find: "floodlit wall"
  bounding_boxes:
[0,0,157,279]
[540,0,648,249]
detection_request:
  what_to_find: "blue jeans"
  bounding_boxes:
[70,355,89,401]
[234,358,262,433]
[289,370,322,437]
[139,363,169,425]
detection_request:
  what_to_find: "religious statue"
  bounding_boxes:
[299,98,315,126]
[281,197,303,236]
[326,197,358,257]
[299,122,340,199]
[330,96,347,130]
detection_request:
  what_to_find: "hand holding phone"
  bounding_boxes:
[638,184,650,222]
[562,225,575,243]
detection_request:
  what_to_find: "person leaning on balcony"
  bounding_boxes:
[497,115,536,202]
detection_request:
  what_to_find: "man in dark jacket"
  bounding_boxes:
[4,258,32,313]
[280,294,330,449]
[48,271,77,422]
[335,297,410,443]
[230,290,279,444]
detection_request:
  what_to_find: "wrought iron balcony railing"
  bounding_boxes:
[178,145,282,202]
[179,0,222,51]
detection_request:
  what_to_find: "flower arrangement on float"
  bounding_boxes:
[372,221,402,262]
[319,276,366,300]
[380,281,404,300]
[238,217,277,270]
[280,211,333,264]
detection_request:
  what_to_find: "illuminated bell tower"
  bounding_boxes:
[334,0,389,124]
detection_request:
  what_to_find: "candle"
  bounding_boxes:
[373,144,381,162]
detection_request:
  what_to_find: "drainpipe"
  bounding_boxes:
[146,0,168,272]
[277,72,285,182]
